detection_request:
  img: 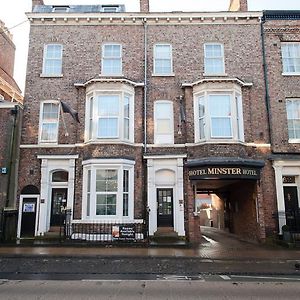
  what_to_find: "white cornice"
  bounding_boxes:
[74,78,144,88]
[182,77,253,88]
[26,11,262,25]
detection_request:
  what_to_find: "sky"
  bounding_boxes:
[0,0,300,94]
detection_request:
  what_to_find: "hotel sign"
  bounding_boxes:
[188,166,261,180]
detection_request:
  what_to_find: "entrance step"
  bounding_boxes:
[154,227,178,237]
[49,226,61,233]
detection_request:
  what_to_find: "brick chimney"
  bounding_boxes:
[229,0,248,12]
[140,0,150,13]
[32,0,44,11]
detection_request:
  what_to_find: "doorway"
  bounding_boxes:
[283,186,299,231]
[20,197,38,237]
[50,188,67,226]
[157,188,174,227]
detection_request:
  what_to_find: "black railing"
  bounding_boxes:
[64,209,148,243]
[273,209,300,233]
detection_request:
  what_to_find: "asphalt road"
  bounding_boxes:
[0,280,300,299]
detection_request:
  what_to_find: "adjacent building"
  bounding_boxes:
[16,0,299,243]
[0,20,23,239]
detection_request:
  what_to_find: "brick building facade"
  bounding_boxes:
[16,0,299,243]
[0,20,23,239]
[262,10,300,236]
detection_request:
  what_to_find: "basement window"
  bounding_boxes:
[52,6,70,13]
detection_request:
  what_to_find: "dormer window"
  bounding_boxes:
[102,6,119,13]
[52,6,70,13]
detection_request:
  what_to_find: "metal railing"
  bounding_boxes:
[64,209,148,243]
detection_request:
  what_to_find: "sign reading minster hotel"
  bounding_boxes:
[188,166,261,180]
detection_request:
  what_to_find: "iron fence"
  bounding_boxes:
[64,209,148,243]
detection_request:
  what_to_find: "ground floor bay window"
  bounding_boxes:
[82,159,135,221]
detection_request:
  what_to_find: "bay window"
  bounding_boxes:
[194,88,244,142]
[86,87,134,143]
[83,159,134,220]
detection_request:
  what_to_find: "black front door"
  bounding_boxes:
[20,198,37,237]
[283,186,299,231]
[51,188,67,226]
[157,188,174,227]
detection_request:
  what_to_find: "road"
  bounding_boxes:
[0,279,300,299]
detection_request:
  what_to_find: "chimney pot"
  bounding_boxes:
[32,0,44,11]
[229,0,248,12]
[140,0,150,13]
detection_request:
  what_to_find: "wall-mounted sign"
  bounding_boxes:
[23,203,35,213]
[188,166,261,180]
[112,225,135,241]
[1,167,7,174]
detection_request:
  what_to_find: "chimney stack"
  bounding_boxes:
[229,0,248,12]
[32,0,44,11]
[140,0,150,13]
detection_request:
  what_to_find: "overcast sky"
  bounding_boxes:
[1,0,300,94]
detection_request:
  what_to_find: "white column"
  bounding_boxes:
[67,158,76,221]
[147,159,157,235]
[273,165,286,233]
[175,158,185,236]
[38,159,49,235]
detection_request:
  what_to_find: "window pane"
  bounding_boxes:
[157,119,171,134]
[104,44,121,57]
[211,117,232,137]
[96,194,116,215]
[98,96,119,116]
[286,99,300,139]
[156,103,172,118]
[102,59,121,74]
[43,103,59,120]
[46,45,62,59]
[52,171,68,182]
[98,118,118,137]
[124,119,129,139]
[155,45,171,59]
[41,123,58,141]
[209,95,231,116]
[44,45,62,75]
[123,170,129,193]
[123,194,128,216]
[96,170,118,192]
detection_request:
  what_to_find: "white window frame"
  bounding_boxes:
[101,43,122,76]
[286,98,300,143]
[281,42,300,75]
[153,43,174,76]
[42,44,63,76]
[38,100,60,144]
[82,159,135,221]
[85,85,134,143]
[154,100,174,144]
[204,43,225,76]
[193,86,244,143]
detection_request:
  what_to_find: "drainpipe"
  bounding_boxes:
[260,17,273,149]
[5,105,18,207]
[143,19,148,153]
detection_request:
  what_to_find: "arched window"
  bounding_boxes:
[52,171,68,182]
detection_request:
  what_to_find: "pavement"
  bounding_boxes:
[0,227,300,278]
[0,227,299,260]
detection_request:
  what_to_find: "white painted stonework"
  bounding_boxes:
[273,160,300,234]
[146,156,185,236]
[36,155,78,235]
